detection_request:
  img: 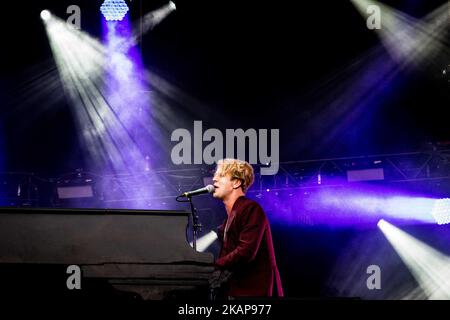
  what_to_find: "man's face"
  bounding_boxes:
[212,167,237,200]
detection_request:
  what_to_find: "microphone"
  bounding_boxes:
[180,185,215,198]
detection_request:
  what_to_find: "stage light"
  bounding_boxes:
[378,219,450,299]
[431,198,450,225]
[44,15,143,194]
[190,231,218,252]
[376,219,385,228]
[40,10,51,21]
[443,65,450,83]
[350,0,449,70]
[43,12,208,209]
[302,186,436,226]
[139,1,177,33]
[43,13,178,209]
[100,1,176,52]
[100,0,129,21]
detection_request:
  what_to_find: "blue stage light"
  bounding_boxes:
[100,0,129,21]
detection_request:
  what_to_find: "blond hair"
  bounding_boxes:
[215,159,255,192]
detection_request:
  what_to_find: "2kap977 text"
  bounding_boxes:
[221,304,272,315]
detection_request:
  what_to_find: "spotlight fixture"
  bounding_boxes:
[169,1,176,10]
[377,219,386,228]
[40,10,51,21]
[442,64,450,83]
[100,0,129,21]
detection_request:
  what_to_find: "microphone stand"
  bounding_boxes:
[187,195,202,252]
[177,192,212,300]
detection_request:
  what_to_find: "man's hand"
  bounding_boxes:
[209,269,233,289]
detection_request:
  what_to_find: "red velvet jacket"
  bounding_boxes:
[215,196,283,297]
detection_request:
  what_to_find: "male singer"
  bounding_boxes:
[210,158,283,298]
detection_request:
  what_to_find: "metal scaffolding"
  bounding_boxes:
[2,147,450,206]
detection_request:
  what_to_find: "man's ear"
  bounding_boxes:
[232,179,242,190]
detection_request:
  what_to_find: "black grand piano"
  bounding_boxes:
[0,207,214,300]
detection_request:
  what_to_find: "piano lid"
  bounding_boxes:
[0,207,213,265]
